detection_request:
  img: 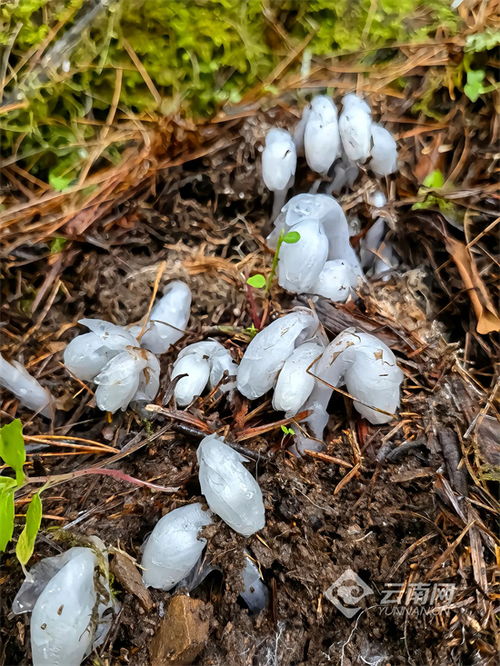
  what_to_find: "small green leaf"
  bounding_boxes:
[0,488,15,551]
[282,231,301,244]
[247,274,266,289]
[16,493,42,565]
[423,169,445,189]
[280,425,295,435]
[50,237,68,254]
[0,419,26,485]
[464,69,486,102]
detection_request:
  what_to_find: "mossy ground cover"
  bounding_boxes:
[1,0,463,189]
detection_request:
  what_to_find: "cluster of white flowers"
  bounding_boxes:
[3,94,408,663]
[262,93,398,296]
[62,281,191,413]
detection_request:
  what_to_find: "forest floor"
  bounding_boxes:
[0,30,499,666]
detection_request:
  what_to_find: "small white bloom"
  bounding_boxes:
[94,348,148,413]
[278,218,328,293]
[237,309,319,399]
[304,95,340,174]
[140,281,192,354]
[312,259,360,301]
[171,354,211,406]
[30,549,98,666]
[272,342,324,415]
[141,503,212,590]
[369,124,397,177]
[197,434,265,536]
[0,354,54,418]
[261,128,296,193]
[339,93,372,162]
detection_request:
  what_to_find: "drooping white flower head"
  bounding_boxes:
[197,434,265,536]
[339,93,372,162]
[172,340,238,406]
[304,95,341,174]
[131,350,161,404]
[237,309,319,399]
[0,354,54,418]
[272,341,325,416]
[94,348,149,413]
[30,549,97,666]
[64,319,137,382]
[277,218,329,293]
[295,329,404,452]
[262,128,297,193]
[141,503,212,590]
[140,281,192,355]
[369,123,397,177]
[311,260,361,302]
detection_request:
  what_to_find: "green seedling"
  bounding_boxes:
[246,229,301,294]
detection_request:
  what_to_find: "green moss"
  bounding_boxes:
[1,0,461,184]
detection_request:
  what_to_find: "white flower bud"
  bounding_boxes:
[278,218,328,293]
[272,342,324,415]
[311,259,360,301]
[30,549,97,666]
[172,354,211,406]
[237,309,319,399]
[0,354,54,418]
[132,350,160,403]
[262,128,296,193]
[141,503,212,590]
[140,281,191,354]
[339,94,372,162]
[369,124,397,177]
[94,349,148,413]
[64,319,137,382]
[197,434,265,536]
[304,95,340,174]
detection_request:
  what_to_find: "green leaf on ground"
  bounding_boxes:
[0,485,16,552]
[16,493,42,565]
[0,419,26,485]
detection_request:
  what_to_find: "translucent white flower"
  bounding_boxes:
[132,350,161,403]
[311,259,360,301]
[262,128,296,193]
[30,549,99,666]
[94,348,148,413]
[293,104,311,156]
[369,124,397,177]
[269,193,361,273]
[272,342,325,415]
[171,354,211,406]
[140,281,192,354]
[197,434,265,536]
[277,218,328,293]
[141,503,212,590]
[237,309,319,399]
[304,95,341,174]
[296,329,404,452]
[176,340,238,392]
[339,93,372,162]
[64,319,137,382]
[0,354,54,418]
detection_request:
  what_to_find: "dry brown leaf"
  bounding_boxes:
[445,235,500,335]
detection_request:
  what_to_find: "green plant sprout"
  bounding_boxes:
[280,424,295,436]
[0,419,42,566]
[247,230,301,294]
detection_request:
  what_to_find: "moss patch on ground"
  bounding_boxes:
[1,0,461,186]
